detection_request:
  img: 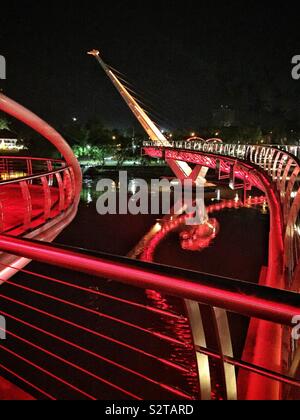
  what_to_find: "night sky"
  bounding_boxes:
[1,1,300,130]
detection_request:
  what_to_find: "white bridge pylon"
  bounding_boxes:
[88,50,208,188]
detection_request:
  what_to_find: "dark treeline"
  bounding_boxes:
[0,112,299,160]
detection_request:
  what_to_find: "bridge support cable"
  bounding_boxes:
[88,50,209,222]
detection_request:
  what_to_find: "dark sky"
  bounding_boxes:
[0,1,300,130]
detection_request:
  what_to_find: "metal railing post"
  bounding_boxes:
[41,176,52,221]
[55,171,65,212]
[185,300,212,400]
[20,180,32,232]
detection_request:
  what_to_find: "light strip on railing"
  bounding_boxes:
[0,260,183,320]
[0,327,142,400]
[0,292,189,373]
[0,310,192,399]
[0,236,298,326]
[196,346,300,389]
[0,167,69,186]
[0,362,55,400]
[3,279,186,346]
[0,344,96,400]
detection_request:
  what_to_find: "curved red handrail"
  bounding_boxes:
[0,94,82,203]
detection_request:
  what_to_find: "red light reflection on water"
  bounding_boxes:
[142,196,266,261]
[141,196,266,399]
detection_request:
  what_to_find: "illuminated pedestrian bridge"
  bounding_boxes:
[0,52,299,400]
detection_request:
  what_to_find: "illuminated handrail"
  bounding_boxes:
[0,93,82,249]
[0,156,64,163]
[0,156,66,181]
[0,165,75,235]
[0,94,82,207]
[0,236,299,400]
[0,166,67,186]
[0,236,298,324]
[143,141,300,160]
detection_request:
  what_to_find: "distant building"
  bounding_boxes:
[212,106,236,127]
[0,130,24,150]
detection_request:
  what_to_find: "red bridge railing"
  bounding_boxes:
[0,156,65,181]
[0,92,297,400]
[0,94,82,207]
[0,237,299,400]
[0,158,75,236]
[0,94,82,283]
[143,141,300,290]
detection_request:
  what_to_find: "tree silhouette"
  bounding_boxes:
[0,118,10,131]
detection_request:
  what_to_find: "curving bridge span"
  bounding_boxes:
[143,140,300,291]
